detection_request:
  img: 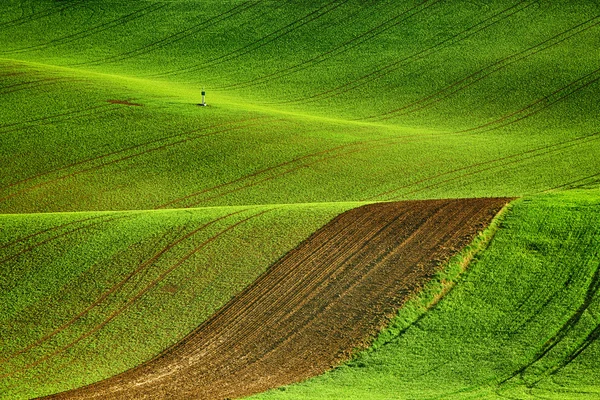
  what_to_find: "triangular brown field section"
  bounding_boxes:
[47,198,511,400]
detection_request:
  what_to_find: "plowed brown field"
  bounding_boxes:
[47,198,510,400]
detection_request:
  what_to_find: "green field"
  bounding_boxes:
[252,190,600,399]
[1,0,599,398]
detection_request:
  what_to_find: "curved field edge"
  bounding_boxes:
[48,197,510,399]
[0,202,361,399]
[250,189,600,400]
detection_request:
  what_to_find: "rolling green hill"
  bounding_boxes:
[252,190,600,400]
[1,0,599,398]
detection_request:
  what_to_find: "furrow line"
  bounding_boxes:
[1,3,169,54]
[0,210,247,365]
[0,208,269,380]
[218,0,441,90]
[272,0,534,103]
[69,1,263,67]
[365,131,600,201]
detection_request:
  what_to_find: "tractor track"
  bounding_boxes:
[0,215,128,270]
[367,14,600,121]
[0,117,271,205]
[69,1,263,67]
[1,3,168,54]
[365,131,600,201]
[0,103,120,137]
[0,210,248,367]
[291,0,536,105]
[151,0,348,78]
[218,0,441,90]
[0,208,271,382]
[0,0,85,31]
[455,65,600,134]
[47,198,509,400]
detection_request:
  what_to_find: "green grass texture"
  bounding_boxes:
[251,189,600,400]
[1,0,599,213]
[0,202,358,399]
[1,0,599,398]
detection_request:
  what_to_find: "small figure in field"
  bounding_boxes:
[199,88,207,107]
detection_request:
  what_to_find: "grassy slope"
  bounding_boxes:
[1,0,600,213]
[0,202,358,399]
[0,0,599,398]
[251,190,600,400]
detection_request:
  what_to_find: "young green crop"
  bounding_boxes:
[0,202,358,399]
[250,189,600,400]
[1,1,600,213]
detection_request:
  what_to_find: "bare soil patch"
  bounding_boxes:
[47,198,510,400]
[106,99,143,107]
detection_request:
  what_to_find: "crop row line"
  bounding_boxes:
[0,103,119,136]
[151,0,348,78]
[499,263,600,385]
[1,3,168,54]
[365,131,600,201]
[388,133,600,200]
[0,0,85,31]
[0,214,107,252]
[456,65,600,134]
[0,209,247,366]
[162,203,416,372]
[368,13,600,120]
[217,0,443,90]
[69,0,263,67]
[0,116,271,205]
[284,0,536,105]
[156,131,432,209]
[0,207,272,379]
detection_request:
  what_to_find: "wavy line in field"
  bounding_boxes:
[543,171,600,192]
[366,14,600,120]
[0,209,247,367]
[0,117,271,205]
[455,66,600,134]
[1,3,168,54]
[0,208,271,381]
[46,198,510,400]
[292,0,535,104]
[0,103,119,136]
[392,134,600,198]
[0,215,128,270]
[499,263,600,386]
[70,1,263,67]
[151,0,349,78]
[0,0,85,31]
[156,129,445,209]
[365,131,600,201]
[0,214,107,252]
[217,0,442,90]
[250,0,533,97]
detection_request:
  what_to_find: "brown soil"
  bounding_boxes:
[47,198,510,400]
[106,100,143,107]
